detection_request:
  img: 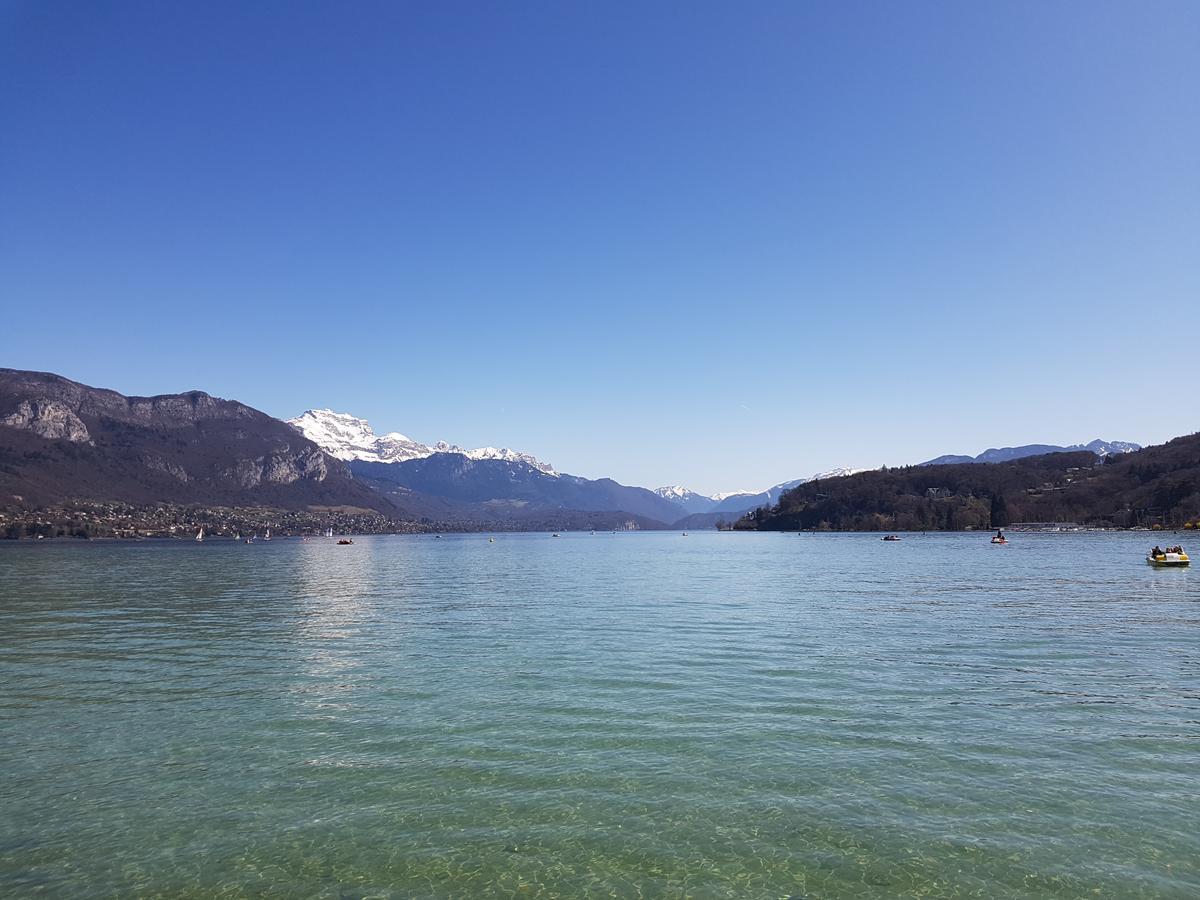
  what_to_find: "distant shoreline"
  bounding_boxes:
[3,526,1191,544]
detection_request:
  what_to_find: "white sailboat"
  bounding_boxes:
[195,527,205,542]
[264,528,271,541]
[325,527,333,538]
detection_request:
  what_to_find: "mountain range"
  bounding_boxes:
[288,408,879,522]
[656,445,1142,517]
[285,407,1143,521]
[654,469,868,515]
[920,439,1141,466]
[287,408,685,524]
[287,409,557,474]
[0,368,1152,532]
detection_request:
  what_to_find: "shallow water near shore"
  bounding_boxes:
[1,531,1198,898]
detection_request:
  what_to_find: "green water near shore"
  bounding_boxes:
[1,532,1197,897]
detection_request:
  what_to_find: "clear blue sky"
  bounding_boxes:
[2,1,1197,494]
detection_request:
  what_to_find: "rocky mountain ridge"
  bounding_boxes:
[0,368,395,514]
[0,368,1156,533]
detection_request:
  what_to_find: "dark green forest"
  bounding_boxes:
[740,433,1200,532]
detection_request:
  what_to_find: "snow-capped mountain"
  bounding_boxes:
[751,468,868,507]
[287,410,430,463]
[287,409,557,475]
[659,467,870,516]
[428,441,555,472]
[712,490,754,502]
[652,485,718,515]
[1084,439,1141,457]
[807,466,866,482]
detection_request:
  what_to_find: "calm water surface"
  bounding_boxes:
[1,532,1198,898]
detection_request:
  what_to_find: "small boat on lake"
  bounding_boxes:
[1147,546,1189,567]
[195,527,204,542]
[991,530,1008,545]
[882,534,901,541]
[337,538,353,545]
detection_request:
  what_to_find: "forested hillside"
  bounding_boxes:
[743,433,1200,531]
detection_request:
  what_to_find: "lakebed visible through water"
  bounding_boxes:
[1,531,1197,898]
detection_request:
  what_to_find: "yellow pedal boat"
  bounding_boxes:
[1147,551,1190,567]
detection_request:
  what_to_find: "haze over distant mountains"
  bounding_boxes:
[288,408,686,525]
[264,408,1150,522]
[0,368,1152,532]
[289,409,876,520]
[920,439,1141,467]
[654,469,867,515]
[652,444,1141,517]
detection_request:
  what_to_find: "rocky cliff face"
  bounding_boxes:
[225,448,330,489]
[0,369,251,425]
[0,368,397,513]
[1,399,92,443]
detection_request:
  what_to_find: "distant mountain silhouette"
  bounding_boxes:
[350,454,683,525]
[920,439,1140,466]
[0,368,685,530]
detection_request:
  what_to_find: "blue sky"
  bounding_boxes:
[2,1,1197,494]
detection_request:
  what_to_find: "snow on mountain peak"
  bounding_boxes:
[654,485,698,501]
[287,409,557,474]
[808,466,866,481]
[461,446,557,473]
[1084,439,1141,457]
[285,409,401,461]
[712,489,755,501]
[658,468,872,514]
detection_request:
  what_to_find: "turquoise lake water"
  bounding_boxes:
[1,531,1198,898]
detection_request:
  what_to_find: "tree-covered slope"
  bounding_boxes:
[744,433,1200,531]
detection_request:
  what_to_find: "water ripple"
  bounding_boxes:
[1,531,1198,897]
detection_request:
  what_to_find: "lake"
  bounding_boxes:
[1,531,1197,897]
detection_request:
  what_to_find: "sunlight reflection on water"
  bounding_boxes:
[1,531,1198,897]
